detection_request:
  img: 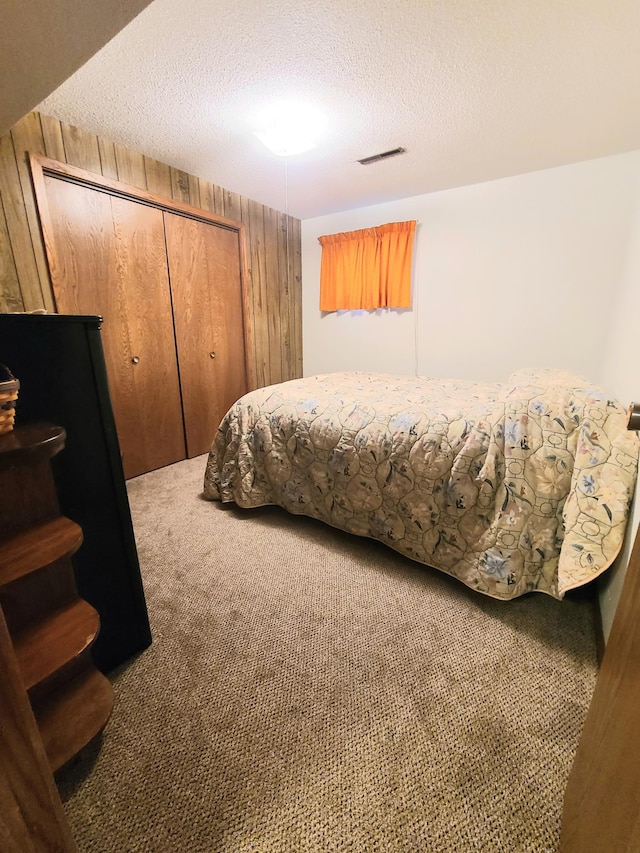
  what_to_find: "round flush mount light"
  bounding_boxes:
[253,100,326,156]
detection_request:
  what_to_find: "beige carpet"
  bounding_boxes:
[57,454,598,852]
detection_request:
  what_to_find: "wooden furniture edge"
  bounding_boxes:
[560,512,640,849]
[0,603,77,851]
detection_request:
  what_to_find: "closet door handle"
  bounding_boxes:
[209,352,216,359]
[131,356,140,364]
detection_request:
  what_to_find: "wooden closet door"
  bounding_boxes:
[163,212,248,457]
[40,176,186,478]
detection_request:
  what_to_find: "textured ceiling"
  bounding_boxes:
[38,0,640,220]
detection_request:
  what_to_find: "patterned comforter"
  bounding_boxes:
[203,369,639,600]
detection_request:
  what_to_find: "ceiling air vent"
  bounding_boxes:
[357,147,406,165]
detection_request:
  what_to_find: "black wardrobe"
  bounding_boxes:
[0,313,151,672]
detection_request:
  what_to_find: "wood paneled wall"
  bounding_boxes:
[0,111,302,389]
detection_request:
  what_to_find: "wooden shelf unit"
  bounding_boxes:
[0,423,113,772]
[14,599,100,690]
[0,516,83,585]
[32,666,114,774]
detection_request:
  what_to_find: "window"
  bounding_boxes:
[318,220,416,311]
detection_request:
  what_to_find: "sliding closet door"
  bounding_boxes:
[164,212,248,457]
[40,176,186,478]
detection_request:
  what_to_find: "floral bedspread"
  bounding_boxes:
[203,369,639,600]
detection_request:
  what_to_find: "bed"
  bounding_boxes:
[203,368,639,600]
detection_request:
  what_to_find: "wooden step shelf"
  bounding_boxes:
[33,667,114,773]
[0,423,114,774]
[0,517,83,586]
[14,599,100,690]
[0,422,65,468]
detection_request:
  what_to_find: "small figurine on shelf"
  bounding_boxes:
[0,364,19,434]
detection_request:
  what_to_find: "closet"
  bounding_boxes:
[31,156,251,479]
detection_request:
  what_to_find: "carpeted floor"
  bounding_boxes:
[57,454,598,852]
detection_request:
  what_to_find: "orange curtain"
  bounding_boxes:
[318,220,416,311]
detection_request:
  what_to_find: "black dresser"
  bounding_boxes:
[0,313,152,672]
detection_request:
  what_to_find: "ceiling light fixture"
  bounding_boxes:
[254,101,326,156]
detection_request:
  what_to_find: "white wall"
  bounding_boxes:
[302,151,640,384]
[301,150,640,638]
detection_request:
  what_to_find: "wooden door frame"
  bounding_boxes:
[560,512,640,850]
[29,154,256,391]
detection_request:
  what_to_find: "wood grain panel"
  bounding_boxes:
[9,114,54,312]
[97,138,118,180]
[187,173,201,209]
[198,178,215,214]
[277,210,292,377]
[289,215,303,378]
[39,114,66,162]
[144,157,172,197]
[0,133,44,311]
[236,222,256,392]
[114,143,146,189]
[0,199,22,313]
[246,198,270,389]
[239,195,257,383]
[170,167,190,203]
[198,178,226,219]
[213,184,225,216]
[224,188,242,222]
[59,122,101,172]
[40,176,185,477]
[164,212,248,457]
[264,205,283,384]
